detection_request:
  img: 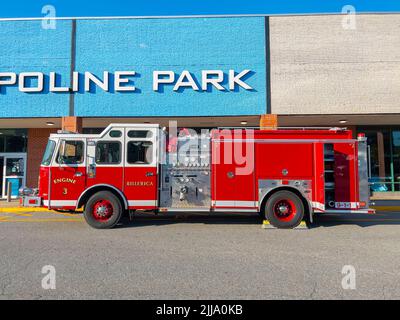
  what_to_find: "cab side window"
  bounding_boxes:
[127,141,153,164]
[57,141,84,164]
[95,142,121,164]
[127,130,152,138]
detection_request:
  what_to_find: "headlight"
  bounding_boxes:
[19,187,31,196]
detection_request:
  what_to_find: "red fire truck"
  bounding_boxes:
[20,124,373,229]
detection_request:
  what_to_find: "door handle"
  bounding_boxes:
[145,172,154,177]
[74,172,83,177]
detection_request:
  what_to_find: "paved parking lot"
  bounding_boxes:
[0,209,400,299]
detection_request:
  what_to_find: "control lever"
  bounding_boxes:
[179,186,188,201]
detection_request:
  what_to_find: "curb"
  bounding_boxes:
[0,207,83,213]
[0,207,54,212]
[370,206,400,212]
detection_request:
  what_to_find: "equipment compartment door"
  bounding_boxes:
[313,142,325,212]
[333,142,359,209]
[123,128,158,209]
[212,139,256,209]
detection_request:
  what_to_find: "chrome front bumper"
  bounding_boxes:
[18,188,42,207]
[19,196,42,207]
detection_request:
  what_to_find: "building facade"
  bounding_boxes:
[0,13,399,198]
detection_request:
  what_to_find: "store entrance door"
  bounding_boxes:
[0,153,26,199]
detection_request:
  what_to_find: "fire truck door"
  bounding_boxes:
[85,135,124,191]
[49,139,87,209]
[212,140,256,209]
[123,128,158,209]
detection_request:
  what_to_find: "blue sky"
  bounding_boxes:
[0,0,399,18]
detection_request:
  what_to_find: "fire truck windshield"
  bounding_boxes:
[41,140,56,166]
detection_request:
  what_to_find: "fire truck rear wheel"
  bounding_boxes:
[264,190,304,229]
[84,191,123,229]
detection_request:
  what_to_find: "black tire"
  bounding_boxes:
[83,191,123,229]
[264,190,304,229]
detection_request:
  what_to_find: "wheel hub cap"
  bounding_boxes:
[92,200,113,221]
[96,205,108,216]
[273,199,296,222]
[278,205,289,214]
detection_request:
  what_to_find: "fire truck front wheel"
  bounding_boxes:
[264,191,304,229]
[83,191,123,229]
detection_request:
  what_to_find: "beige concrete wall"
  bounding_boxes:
[270,14,400,115]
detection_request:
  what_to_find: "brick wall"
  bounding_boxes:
[26,128,58,188]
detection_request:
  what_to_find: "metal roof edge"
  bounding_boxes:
[0,11,399,22]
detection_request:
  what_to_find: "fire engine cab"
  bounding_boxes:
[20,124,373,229]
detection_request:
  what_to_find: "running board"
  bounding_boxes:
[323,209,375,214]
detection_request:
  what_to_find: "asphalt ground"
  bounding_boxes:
[0,209,399,299]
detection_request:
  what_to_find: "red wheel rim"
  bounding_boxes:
[273,199,296,222]
[92,199,114,222]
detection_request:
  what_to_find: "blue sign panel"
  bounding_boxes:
[0,17,266,118]
[0,20,72,117]
[74,17,266,117]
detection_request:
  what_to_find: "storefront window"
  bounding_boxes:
[0,129,27,198]
[0,129,27,153]
[392,131,400,191]
[6,158,24,176]
[359,127,400,192]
